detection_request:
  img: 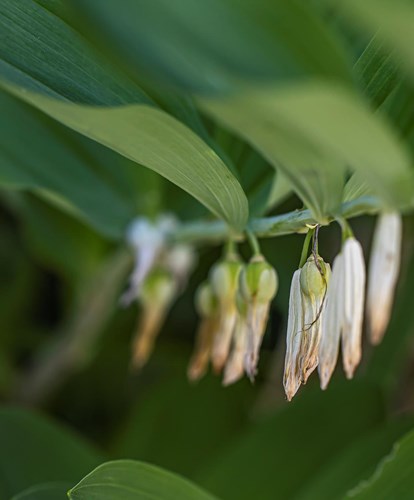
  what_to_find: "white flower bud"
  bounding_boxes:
[342,237,366,379]
[299,256,330,383]
[318,253,344,390]
[209,259,243,372]
[283,270,303,401]
[367,212,402,345]
[240,256,278,381]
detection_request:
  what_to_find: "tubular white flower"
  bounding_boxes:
[367,212,402,345]
[240,256,278,381]
[318,253,344,390]
[210,259,243,372]
[283,270,303,401]
[298,257,330,383]
[187,282,219,382]
[222,313,248,386]
[342,237,366,379]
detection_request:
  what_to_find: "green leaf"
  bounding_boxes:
[0,407,102,498]
[195,381,385,500]
[12,482,70,500]
[0,90,156,239]
[342,0,414,83]
[348,428,414,499]
[68,0,352,93]
[1,83,249,230]
[68,460,216,500]
[295,418,414,500]
[0,0,248,230]
[201,82,414,214]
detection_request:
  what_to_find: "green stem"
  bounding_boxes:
[246,228,261,256]
[299,227,314,268]
[173,195,380,245]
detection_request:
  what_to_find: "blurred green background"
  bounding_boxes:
[1,0,414,499]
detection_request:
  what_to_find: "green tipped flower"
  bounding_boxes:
[239,255,278,381]
[209,258,243,372]
[299,256,330,383]
[283,254,330,401]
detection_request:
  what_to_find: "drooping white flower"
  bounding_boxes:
[187,282,219,382]
[222,296,248,386]
[240,256,278,381]
[283,270,303,401]
[342,237,366,379]
[366,212,402,345]
[318,253,344,390]
[299,256,330,383]
[209,258,243,372]
[130,269,177,370]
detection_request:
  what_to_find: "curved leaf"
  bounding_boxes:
[68,460,216,500]
[68,0,353,93]
[1,83,248,230]
[348,428,414,499]
[201,82,414,213]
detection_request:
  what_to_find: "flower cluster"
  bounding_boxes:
[188,252,278,385]
[122,211,402,399]
[284,212,402,400]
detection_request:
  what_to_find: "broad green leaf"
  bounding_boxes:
[348,428,414,499]
[12,482,70,500]
[341,0,414,83]
[0,90,160,239]
[0,0,248,230]
[0,0,148,104]
[296,418,414,500]
[342,173,373,202]
[1,83,248,230]
[69,0,352,93]
[68,460,216,500]
[196,381,385,500]
[0,407,102,498]
[201,82,414,213]
[354,34,400,109]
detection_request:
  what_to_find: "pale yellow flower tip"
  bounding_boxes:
[240,256,278,381]
[341,237,366,380]
[130,270,177,370]
[367,212,402,345]
[187,282,218,382]
[209,259,243,373]
[222,316,248,386]
[318,253,344,390]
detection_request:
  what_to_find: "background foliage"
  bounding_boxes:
[1,0,414,498]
